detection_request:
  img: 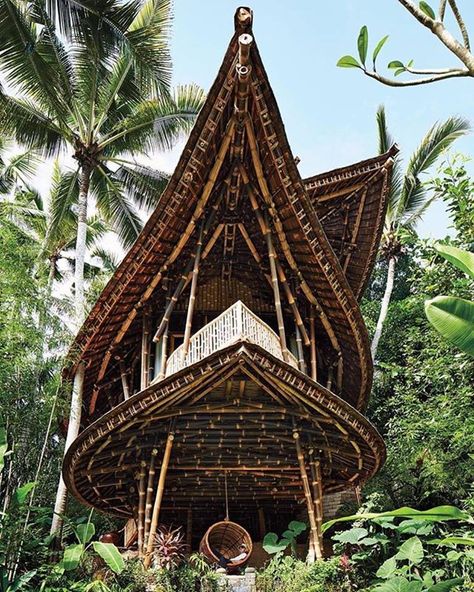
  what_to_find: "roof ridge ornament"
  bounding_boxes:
[235,6,253,32]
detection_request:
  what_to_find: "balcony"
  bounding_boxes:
[161,300,299,379]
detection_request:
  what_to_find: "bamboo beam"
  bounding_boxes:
[293,431,322,562]
[235,33,253,118]
[140,312,151,391]
[143,448,158,548]
[137,461,147,556]
[264,213,289,361]
[182,224,204,358]
[144,431,175,569]
[277,267,310,347]
[309,307,317,382]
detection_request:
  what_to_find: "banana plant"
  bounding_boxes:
[425,244,474,357]
[59,515,124,575]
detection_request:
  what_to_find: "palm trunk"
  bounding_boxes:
[371,256,396,361]
[49,363,85,537]
[74,164,91,328]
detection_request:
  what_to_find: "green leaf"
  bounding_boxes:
[372,576,411,592]
[388,60,404,69]
[288,520,307,536]
[376,556,398,579]
[428,537,474,546]
[358,26,368,66]
[434,244,474,279]
[419,1,436,19]
[333,527,369,544]
[394,68,406,77]
[425,296,474,356]
[0,427,7,473]
[428,579,465,592]
[76,522,95,544]
[337,55,361,68]
[323,506,470,534]
[395,536,424,564]
[263,532,289,555]
[373,35,389,66]
[62,543,85,571]
[92,542,125,574]
[8,570,37,592]
[13,482,35,505]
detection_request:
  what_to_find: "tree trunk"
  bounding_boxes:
[49,363,85,537]
[371,256,396,361]
[74,165,91,328]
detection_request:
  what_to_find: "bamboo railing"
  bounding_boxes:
[161,300,298,379]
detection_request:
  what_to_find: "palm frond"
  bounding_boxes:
[0,94,65,155]
[92,164,142,247]
[100,84,205,154]
[45,164,79,252]
[376,105,403,227]
[396,116,470,224]
[0,0,72,122]
[90,245,120,272]
[110,162,168,212]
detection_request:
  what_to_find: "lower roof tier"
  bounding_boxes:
[64,340,385,519]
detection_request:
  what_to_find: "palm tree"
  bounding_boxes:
[370,107,470,361]
[1,162,109,301]
[0,0,204,326]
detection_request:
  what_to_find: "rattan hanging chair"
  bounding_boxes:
[199,520,252,568]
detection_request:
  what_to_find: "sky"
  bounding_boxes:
[153,0,474,239]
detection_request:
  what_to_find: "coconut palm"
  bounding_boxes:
[0,0,204,326]
[1,162,109,299]
[370,107,470,361]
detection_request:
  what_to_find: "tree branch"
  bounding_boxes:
[448,0,470,50]
[397,0,474,73]
[405,65,466,75]
[439,0,448,21]
[363,68,470,87]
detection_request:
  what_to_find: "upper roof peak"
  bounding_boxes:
[235,6,253,32]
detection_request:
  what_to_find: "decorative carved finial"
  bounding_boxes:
[235,6,253,31]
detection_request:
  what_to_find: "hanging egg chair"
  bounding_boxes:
[199,519,253,568]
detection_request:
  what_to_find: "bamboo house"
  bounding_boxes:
[63,7,396,566]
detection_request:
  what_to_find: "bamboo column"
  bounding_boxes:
[137,461,147,556]
[143,448,158,548]
[295,325,307,374]
[119,361,130,400]
[293,430,322,562]
[140,311,151,391]
[309,449,324,554]
[144,432,175,569]
[264,213,289,361]
[182,224,204,358]
[258,507,266,540]
[309,306,318,382]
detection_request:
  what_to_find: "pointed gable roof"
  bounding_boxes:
[67,7,395,414]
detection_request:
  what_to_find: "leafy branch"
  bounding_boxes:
[337,1,474,87]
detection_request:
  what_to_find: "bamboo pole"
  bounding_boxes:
[119,361,130,400]
[295,325,307,374]
[293,430,322,562]
[264,213,289,361]
[144,432,175,569]
[277,268,310,346]
[137,461,147,556]
[144,448,158,548]
[310,454,324,554]
[309,306,318,382]
[140,312,150,391]
[182,224,204,358]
